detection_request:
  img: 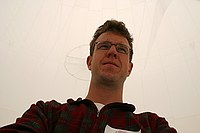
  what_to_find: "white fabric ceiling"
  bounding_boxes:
[0,0,200,132]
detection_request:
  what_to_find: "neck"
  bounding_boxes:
[86,80,124,105]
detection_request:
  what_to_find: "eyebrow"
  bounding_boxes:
[95,41,130,47]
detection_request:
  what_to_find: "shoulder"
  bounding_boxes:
[32,98,84,111]
[135,111,160,118]
[26,99,71,115]
[134,112,161,123]
[35,100,62,107]
[32,100,62,109]
[134,111,170,124]
[134,112,177,132]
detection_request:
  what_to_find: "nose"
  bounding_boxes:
[106,45,118,58]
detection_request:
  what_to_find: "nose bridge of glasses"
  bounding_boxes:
[111,43,129,54]
[109,43,119,52]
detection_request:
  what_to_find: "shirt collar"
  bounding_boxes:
[67,98,136,112]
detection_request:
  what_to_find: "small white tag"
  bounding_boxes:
[104,125,141,133]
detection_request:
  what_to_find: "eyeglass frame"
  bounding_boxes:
[94,41,132,55]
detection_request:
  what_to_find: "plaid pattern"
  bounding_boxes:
[0,98,177,133]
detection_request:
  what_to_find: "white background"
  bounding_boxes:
[0,0,200,132]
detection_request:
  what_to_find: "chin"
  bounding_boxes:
[101,73,117,82]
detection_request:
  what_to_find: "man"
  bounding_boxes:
[0,20,177,133]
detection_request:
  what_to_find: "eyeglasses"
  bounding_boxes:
[95,41,131,55]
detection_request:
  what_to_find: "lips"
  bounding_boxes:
[103,61,119,67]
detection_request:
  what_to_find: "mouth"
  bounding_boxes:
[103,62,119,67]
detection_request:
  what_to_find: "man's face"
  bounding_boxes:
[87,32,133,83]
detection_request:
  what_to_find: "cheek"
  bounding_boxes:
[90,55,100,68]
[93,53,103,63]
[123,61,132,72]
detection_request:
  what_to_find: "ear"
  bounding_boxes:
[127,62,133,76]
[86,56,92,70]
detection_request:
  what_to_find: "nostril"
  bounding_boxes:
[107,51,117,58]
[113,53,117,58]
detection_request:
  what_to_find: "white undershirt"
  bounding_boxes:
[94,103,104,111]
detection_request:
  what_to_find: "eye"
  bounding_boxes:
[116,44,129,54]
[97,42,110,50]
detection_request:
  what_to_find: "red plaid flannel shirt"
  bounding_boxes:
[0,98,177,133]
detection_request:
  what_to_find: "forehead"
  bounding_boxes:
[96,32,129,45]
